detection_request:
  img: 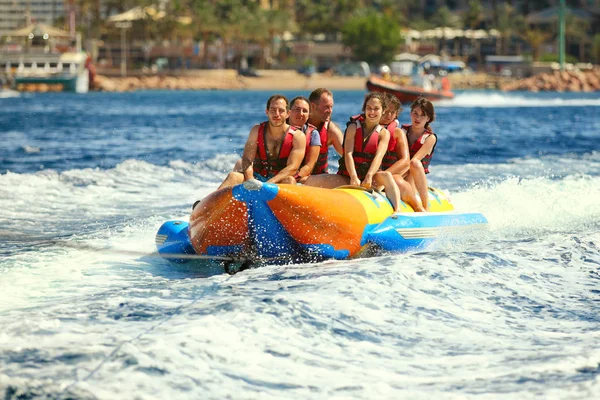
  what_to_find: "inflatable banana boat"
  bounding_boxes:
[155,179,487,272]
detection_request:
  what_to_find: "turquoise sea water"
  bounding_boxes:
[1,89,599,399]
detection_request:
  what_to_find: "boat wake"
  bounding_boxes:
[440,91,600,108]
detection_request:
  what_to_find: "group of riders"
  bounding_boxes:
[218,88,437,212]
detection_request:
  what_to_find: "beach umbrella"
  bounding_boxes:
[107,6,165,23]
[401,29,422,40]
[3,23,70,39]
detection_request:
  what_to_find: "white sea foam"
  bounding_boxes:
[1,152,600,399]
[439,91,600,108]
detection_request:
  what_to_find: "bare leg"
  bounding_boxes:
[409,159,430,211]
[304,173,349,189]
[374,171,400,211]
[218,171,244,190]
[394,175,425,212]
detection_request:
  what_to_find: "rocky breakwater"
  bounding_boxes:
[501,69,600,92]
[93,69,244,92]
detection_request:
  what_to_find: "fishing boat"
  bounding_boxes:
[155,180,487,273]
[366,75,455,103]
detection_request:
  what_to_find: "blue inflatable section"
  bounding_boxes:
[155,220,195,263]
[366,212,488,251]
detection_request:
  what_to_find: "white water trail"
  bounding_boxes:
[439,92,600,108]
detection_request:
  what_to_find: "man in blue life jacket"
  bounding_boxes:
[218,94,306,189]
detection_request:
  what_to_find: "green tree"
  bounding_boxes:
[189,0,221,67]
[493,3,525,55]
[521,29,550,61]
[464,0,483,30]
[464,0,484,64]
[431,6,460,55]
[262,8,296,67]
[217,2,247,68]
[594,34,600,64]
[295,0,362,38]
[408,19,433,31]
[565,15,590,63]
[341,10,402,64]
[431,5,460,29]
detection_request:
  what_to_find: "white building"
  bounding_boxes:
[0,0,65,36]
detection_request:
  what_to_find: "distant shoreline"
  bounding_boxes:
[93,69,550,93]
[17,67,598,93]
[92,69,369,92]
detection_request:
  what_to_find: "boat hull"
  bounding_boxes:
[366,76,454,103]
[156,180,487,266]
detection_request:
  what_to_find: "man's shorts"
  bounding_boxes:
[252,173,274,182]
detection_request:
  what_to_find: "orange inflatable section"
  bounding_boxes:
[189,188,248,255]
[267,185,369,256]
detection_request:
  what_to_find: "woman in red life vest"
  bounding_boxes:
[404,97,437,211]
[218,94,306,189]
[379,93,425,212]
[307,92,400,211]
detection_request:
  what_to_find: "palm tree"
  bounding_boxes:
[564,14,590,62]
[464,0,484,64]
[238,8,268,69]
[263,8,296,68]
[431,6,460,55]
[522,29,550,61]
[494,3,525,55]
[218,4,247,69]
[594,34,600,64]
[189,0,220,67]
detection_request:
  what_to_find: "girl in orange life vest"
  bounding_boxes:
[404,97,437,211]
[379,93,425,212]
[310,92,400,211]
[217,94,306,190]
[280,96,322,185]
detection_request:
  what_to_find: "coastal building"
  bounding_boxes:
[0,0,66,36]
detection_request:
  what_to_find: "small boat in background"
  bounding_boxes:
[366,75,455,103]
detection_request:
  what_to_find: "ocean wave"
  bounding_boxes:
[451,173,600,237]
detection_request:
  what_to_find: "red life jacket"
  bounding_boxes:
[312,120,329,174]
[253,122,296,178]
[381,119,400,170]
[338,121,382,180]
[403,124,437,174]
[301,123,318,167]
[347,113,364,127]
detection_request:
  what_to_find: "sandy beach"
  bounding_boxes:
[92,69,368,92]
[239,70,367,90]
[90,68,528,93]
